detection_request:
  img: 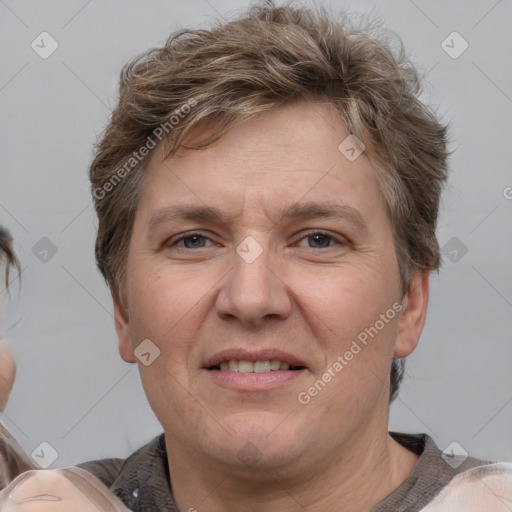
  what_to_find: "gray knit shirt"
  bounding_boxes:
[78,432,486,511]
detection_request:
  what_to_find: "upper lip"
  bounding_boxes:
[203,349,308,369]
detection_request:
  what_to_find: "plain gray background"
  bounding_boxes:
[0,0,511,468]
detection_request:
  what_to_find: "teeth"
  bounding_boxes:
[254,361,270,373]
[269,359,281,371]
[238,360,254,373]
[217,359,295,372]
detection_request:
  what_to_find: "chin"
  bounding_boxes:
[200,412,313,472]
[210,441,307,476]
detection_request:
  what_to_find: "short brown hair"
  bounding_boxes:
[89,2,449,400]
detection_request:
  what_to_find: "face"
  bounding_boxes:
[114,101,428,473]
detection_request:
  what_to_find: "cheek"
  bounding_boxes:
[296,262,400,401]
[127,270,204,429]
[128,265,197,341]
[297,262,397,341]
[126,263,218,386]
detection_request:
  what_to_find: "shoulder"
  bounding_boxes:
[421,463,512,511]
[76,456,125,489]
[77,433,166,488]
[76,433,172,510]
[374,433,500,511]
[78,433,175,510]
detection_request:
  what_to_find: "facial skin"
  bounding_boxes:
[114,101,430,512]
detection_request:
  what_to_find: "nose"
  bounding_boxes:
[215,239,292,328]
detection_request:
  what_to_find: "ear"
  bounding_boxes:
[394,270,430,358]
[112,289,136,363]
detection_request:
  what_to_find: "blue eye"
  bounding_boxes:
[304,233,334,248]
[174,233,210,249]
[297,231,340,249]
[168,231,343,251]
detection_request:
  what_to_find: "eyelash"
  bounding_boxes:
[168,230,345,250]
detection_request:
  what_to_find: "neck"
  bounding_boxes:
[165,428,419,512]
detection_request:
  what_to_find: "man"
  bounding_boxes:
[4,2,512,510]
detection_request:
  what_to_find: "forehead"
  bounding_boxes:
[137,101,384,225]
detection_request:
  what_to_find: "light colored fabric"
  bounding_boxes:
[420,463,512,511]
[0,467,130,511]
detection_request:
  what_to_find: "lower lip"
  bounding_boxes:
[203,368,307,391]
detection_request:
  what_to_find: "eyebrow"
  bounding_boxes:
[148,201,367,232]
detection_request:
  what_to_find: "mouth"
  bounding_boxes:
[207,359,307,373]
[202,350,309,391]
